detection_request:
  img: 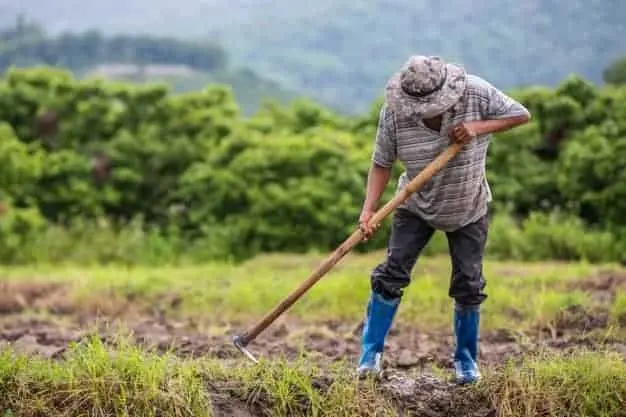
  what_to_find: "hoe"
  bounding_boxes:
[233,142,463,363]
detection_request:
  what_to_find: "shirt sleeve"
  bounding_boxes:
[480,79,531,120]
[371,104,397,168]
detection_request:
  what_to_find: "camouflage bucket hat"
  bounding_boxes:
[385,55,467,119]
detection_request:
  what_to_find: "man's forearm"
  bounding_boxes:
[475,114,530,136]
[362,163,392,212]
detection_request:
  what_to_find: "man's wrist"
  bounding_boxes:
[362,205,376,213]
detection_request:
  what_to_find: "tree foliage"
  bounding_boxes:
[603,56,626,85]
[0,67,624,263]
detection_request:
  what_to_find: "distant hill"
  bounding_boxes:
[1,0,624,113]
[84,64,298,115]
[0,18,297,115]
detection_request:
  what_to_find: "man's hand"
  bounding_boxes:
[448,121,480,144]
[449,115,531,144]
[359,209,380,241]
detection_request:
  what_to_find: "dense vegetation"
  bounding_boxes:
[0,65,624,265]
[0,18,297,115]
[2,0,624,113]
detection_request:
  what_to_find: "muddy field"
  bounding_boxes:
[1,269,626,416]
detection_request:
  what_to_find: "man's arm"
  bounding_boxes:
[471,114,530,136]
[362,162,392,214]
[450,78,531,143]
[360,104,396,240]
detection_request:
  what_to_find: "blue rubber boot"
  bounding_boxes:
[357,291,400,378]
[453,304,481,384]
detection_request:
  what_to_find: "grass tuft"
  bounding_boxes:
[478,350,626,417]
[204,358,396,417]
[0,333,211,417]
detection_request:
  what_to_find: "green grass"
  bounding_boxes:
[0,334,211,417]
[479,350,626,417]
[0,251,618,333]
[206,358,396,417]
[0,333,393,417]
[610,292,626,328]
[1,334,625,417]
[0,252,625,416]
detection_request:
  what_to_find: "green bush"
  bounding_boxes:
[0,67,624,264]
[0,203,47,264]
[487,211,621,263]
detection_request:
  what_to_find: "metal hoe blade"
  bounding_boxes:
[233,335,259,363]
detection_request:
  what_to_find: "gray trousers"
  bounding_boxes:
[371,208,488,306]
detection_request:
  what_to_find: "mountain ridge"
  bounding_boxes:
[2,0,624,113]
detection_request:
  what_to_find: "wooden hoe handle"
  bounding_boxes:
[233,142,463,358]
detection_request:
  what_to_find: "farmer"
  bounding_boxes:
[357,55,530,384]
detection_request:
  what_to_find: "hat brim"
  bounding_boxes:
[384,63,467,119]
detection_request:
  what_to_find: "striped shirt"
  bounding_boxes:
[372,74,530,232]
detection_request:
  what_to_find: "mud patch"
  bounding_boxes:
[211,400,256,417]
[0,279,192,324]
[10,334,67,358]
[566,270,626,304]
[1,313,623,372]
[0,281,70,314]
[207,381,258,417]
[0,317,84,358]
[382,372,494,417]
[552,304,609,332]
[206,368,495,417]
[529,303,614,352]
[0,312,624,417]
